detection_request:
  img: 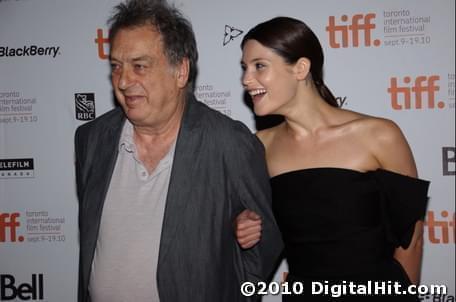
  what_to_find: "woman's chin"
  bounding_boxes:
[253,107,270,116]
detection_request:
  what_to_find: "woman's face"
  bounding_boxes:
[241,39,299,116]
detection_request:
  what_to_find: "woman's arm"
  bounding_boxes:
[370,119,423,284]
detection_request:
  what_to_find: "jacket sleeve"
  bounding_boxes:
[228,123,284,284]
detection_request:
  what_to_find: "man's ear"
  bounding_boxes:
[294,57,311,81]
[176,57,190,88]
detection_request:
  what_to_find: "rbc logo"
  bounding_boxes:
[326,13,381,48]
[75,93,96,121]
[0,212,24,243]
[388,75,443,110]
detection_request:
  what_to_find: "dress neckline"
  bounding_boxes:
[270,167,368,180]
[269,167,417,181]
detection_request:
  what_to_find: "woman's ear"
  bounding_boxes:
[294,57,311,81]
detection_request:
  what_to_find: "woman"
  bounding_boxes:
[236,17,429,301]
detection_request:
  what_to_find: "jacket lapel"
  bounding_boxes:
[157,95,201,264]
[81,109,125,278]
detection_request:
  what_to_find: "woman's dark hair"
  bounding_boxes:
[241,17,338,107]
[108,0,198,92]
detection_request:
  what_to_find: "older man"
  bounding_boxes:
[74,0,283,301]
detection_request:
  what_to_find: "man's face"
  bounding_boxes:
[110,25,187,128]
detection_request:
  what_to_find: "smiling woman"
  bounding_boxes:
[236,16,430,302]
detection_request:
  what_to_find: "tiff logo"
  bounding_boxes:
[326,13,381,48]
[94,28,109,60]
[75,93,96,121]
[425,210,455,244]
[442,147,455,176]
[0,213,24,243]
[388,75,443,110]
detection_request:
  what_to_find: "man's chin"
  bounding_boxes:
[124,110,145,123]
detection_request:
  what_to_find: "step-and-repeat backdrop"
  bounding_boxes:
[1,0,454,301]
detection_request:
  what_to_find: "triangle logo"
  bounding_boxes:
[223,25,244,46]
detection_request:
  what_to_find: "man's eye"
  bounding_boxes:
[110,64,120,72]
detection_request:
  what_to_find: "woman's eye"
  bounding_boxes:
[255,63,265,70]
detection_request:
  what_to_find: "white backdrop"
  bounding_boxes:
[0,0,454,301]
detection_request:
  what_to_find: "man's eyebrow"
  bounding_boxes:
[109,55,154,63]
[131,56,153,62]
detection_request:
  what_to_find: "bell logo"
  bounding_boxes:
[0,212,24,243]
[326,13,381,48]
[442,147,455,176]
[94,28,109,60]
[0,274,44,300]
[425,211,455,244]
[388,75,444,110]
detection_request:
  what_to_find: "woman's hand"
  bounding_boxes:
[235,209,262,249]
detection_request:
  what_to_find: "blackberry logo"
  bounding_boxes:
[223,25,243,46]
[0,45,60,58]
[0,158,34,179]
[336,96,348,107]
[75,93,96,121]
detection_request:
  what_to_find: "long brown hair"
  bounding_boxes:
[242,17,338,107]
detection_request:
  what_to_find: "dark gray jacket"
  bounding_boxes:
[75,95,283,302]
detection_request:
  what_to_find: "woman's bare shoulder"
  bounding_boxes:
[255,123,284,147]
[338,109,401,137]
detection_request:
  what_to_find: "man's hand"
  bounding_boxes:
[235,209,262,249]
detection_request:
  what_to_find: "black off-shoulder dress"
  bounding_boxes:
[271,168,430,301]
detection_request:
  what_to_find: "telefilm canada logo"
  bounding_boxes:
[75,93,96,121]
[223,25,243,46]
[0,274,45,301]
[0,158,34,179]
